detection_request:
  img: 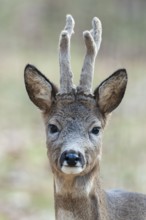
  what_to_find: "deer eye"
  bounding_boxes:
[49,124,59,134]
[91,127,100,135]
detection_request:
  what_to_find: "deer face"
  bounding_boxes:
[44,97,104,176]
[24,65,127,176]
[24,15,127,177]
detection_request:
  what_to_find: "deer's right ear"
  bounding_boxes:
[24,64,58,111]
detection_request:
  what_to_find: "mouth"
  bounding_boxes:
[61,165,84,175]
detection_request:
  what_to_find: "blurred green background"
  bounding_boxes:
[0,0,146,219]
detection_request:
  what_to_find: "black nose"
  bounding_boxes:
[60,150,84,167]
[65,152,80,166]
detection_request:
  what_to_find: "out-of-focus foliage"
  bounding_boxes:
[0,0,146,219]
[1,0,146,56]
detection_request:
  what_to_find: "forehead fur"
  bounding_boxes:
[43,93,106,128]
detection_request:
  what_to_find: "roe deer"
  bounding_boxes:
[24,15,146,220]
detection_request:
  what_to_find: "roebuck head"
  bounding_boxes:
[24,15,127,178]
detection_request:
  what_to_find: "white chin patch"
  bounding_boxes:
[61,166,84,175]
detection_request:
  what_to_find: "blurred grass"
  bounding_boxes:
[0,0,146,219]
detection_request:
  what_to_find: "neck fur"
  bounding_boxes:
[54,166,108,220]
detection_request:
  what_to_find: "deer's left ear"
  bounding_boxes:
[94,69,128,114]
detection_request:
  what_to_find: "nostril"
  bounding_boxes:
[75,157,80,162]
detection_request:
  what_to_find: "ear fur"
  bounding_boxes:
[24,64,58,111]
[94,69,128,114]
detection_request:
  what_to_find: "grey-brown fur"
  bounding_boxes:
[24,15,146,220]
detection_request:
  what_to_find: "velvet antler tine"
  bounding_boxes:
[59,15,75,94]
[77,17,102,94]
[91,17,102,52]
